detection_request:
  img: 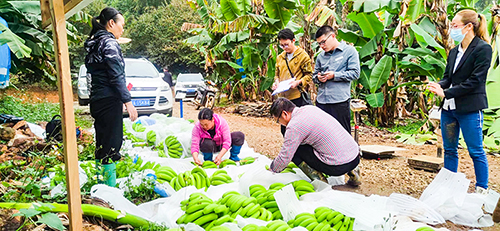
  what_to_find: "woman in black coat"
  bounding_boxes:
[428,9,492,193]
[84,7,138,187]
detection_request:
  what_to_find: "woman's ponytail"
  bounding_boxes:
[476,13,490,44]
[89,16,106,37]
[88,7,122,37]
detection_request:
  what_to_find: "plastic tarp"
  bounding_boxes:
[89,115,496,230]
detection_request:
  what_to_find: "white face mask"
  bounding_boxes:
[450,25,468,43]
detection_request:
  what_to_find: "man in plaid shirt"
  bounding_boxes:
[269,98,361,186]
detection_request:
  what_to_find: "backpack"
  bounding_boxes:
[46,115,62,142]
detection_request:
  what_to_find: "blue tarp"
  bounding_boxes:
[0,16,11,88]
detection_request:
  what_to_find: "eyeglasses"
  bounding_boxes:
[451,23,469,29]
[276,111,283,124]
[318,33,333,46]
[279,43,291,49]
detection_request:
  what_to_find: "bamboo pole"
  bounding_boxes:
[47,0,83,229]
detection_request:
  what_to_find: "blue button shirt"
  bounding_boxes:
[313,42,360,104]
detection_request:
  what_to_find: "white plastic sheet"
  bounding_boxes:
[387,193,445,225]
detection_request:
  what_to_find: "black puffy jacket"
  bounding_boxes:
[84,30,131,103]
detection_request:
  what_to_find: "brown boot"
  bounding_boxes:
[298,162,327,183]
[346,166,361,186]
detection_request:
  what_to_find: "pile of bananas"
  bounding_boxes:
[219,159,237,168]
[291,180,316,197]
[132,122,146,132]
[287,207,353,231]
[247,180,315,220]
[239,157,255,165]
[242,220,292,231]
[154,166,177,183]
[146,130,156,146]
[210,170,233,186]
[170,167,210,191]
[165,135,183,158]
[177,193,235,230]
[202,161,218,169]
[249,183,286,220]
[216,191,273,221]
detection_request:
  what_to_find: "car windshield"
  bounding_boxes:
[125,61,158,78]
[178,74,203,82]
[79,60,159,78]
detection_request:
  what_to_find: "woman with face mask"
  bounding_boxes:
[85,7,138,187]
[428,9,492,194]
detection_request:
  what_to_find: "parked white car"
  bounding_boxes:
[77,58,174,116]
[174,73,204,101]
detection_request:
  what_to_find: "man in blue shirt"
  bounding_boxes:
[313,25,360,134]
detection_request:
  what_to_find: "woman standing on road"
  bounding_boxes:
[428,9,492,193]
[85,7,137,187]
[191,108,245,165]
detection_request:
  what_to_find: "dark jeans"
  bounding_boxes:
[200,131,245,160]
[316,99,351,135]
[292,144,359,176]
[281,97,309,136]
[90,97,123,164]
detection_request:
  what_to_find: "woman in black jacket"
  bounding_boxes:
[428,9,492,193]
[84,7,137,187]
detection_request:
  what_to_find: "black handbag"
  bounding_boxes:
[284,58,312,105]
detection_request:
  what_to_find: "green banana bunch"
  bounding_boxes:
[216,191,273,221]
[266,220,292,231]
[165,135,183,158]
[416,227,435,231]
[127,134,145,143]
[146,130,156,146]
[291,180,315,197]
[248,184,283,220]
[154,166,177,183]
[210,170,233,186]
[242,224,271,231]
[288,208,353,231]
[177,193,234,230]
[169,168,211,191]
[239,157,255,165]
[132,122,146,132]
[219,159,237,168]
[202,161,218,169]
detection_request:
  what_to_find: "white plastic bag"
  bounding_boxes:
[387,193,445,225]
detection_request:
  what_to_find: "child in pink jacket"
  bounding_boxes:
[191,108,245,165]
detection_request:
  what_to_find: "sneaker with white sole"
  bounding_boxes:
[476,186,488,195]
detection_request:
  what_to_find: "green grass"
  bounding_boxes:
[0,96,93,129]
[386,119,426,134]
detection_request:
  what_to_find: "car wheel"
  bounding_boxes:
[78,97,89,106]
[206,94,216,109]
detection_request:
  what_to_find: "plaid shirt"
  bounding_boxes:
[270,106,359,173]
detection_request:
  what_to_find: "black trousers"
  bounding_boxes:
[199,131,245,153]
[292,144,359,176]
[90,97,123,164]
[316,99,351,135]
[281,97,309,136]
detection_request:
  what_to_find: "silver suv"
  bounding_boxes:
[77,58,174,116]
[174,73,204,100]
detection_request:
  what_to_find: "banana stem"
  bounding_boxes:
[0,202,153,229]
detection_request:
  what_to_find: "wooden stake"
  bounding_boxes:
[48,0,83,230]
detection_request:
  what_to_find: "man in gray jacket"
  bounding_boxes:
[313,25,360,134]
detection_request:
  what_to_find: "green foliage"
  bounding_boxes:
[0,96,60,123]
[122,0,204,74]
[13,204,64,231]
[0,0,88,85]
[122,176,161,205]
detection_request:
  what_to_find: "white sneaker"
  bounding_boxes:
[476,186,488,195]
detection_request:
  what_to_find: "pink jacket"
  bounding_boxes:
[191,113,231,154]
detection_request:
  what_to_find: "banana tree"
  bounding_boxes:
[0,0,87,84]
[184,0,297,101]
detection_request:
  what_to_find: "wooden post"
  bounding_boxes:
[48,0,83,230]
